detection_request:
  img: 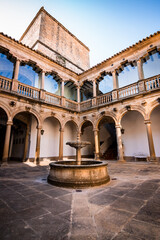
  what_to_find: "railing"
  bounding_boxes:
[119,82,138,99]
[80,99,92,111]
[0,74,160,112]
[0,76,12,91]
[97,92,112,106]
[145,75,160,91]
[65,99,78,111]
[45,92,61,105]
[18,83,40,99]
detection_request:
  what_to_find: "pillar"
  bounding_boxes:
[13,59,20,80]
[112,70,119,89]
[2,120,13,165]
[144,120,156,161]
[40,71,46,100]
[93,128,100,160]
[77,86,80,103]
[61,80,64,97]
[59,128,64,160]
[115,125,125,162]
[137,58,144,80]
[41,71,45,89]
[35,126,42,165]
[93,80,97,97]
[23,125,30,162]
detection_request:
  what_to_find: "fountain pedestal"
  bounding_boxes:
[48,138,110,188]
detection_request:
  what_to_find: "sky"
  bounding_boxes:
[0,0,160,67]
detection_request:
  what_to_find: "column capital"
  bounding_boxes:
[144,120,151,124]
[93,128,99,132]
[6,120,13,125]
[115,124,122,129]
[59,127,64,132]
[36,126,42,130]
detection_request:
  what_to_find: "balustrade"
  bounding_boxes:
[18,83,40,99]
[119,83,138,99]
[65,99,78,111]
[45,92,61,105]
[0,76,12,91]
[80,99,92,111]
[97,92,112,105]
[145,74,160,91]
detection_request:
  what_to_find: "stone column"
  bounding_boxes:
[40,71,46,100]
[41,71,45,89]
[115,125,125,162]
[35,126,42,165]
[59,128,64,160]
[23,125,30,162]
[144,120,156,161]
[93,80,97,97]
[61,80,64,97]
[112,70,119,89]
[77,86,80,103]
[12,59,20,92]
[2,120,13,165]
[93,128,100,160]
[137,58,144,80]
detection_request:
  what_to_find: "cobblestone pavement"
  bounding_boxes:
[0,160,160,240]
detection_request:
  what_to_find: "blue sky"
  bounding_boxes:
[0,0,159,67]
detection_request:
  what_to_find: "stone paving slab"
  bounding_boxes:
[0,161,160,239]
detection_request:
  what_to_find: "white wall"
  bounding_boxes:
[40,117,60,158]
[29,116,37,158]
[121,111,149,157]
[151,105,160,157]
[81,125,94,156]
[63,121,77,157]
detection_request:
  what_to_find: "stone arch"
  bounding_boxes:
[11,107,42,127]
[148,100,160,119]
[42,113,62,129]
[63,119,79,132]
[118,105,146,125]
[0,101,11,120]
[79,119,94,132]
[95,112,117,129]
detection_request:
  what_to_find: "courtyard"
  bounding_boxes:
[0,160,160,240]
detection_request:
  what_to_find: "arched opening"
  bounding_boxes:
[40,117,60,160]
[81,121,94,158]
[0,49,15,79]
[44,73,61,95]
[118,62,138,88]
[18,62,41,88]
[63,121,77,159]
[98,116,117,160]
[64,81,77,101]
[143,51,160,78]
[0,108,8,160]
[121,110,149,160]
[80,80,93,101]
[10,112,38,162]
[150,105,160,159]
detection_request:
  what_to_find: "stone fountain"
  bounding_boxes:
[48,137,110,188]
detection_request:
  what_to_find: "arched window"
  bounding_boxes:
[99,75,113,94]
[0,52,14,79]
[18,64,40,88]
[118,64,138,88]
[45,74,60,95]
[143,52,160,79]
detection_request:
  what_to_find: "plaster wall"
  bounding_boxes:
[151,106,160,157]
[63,121,77,157]
[81,125,94,156]
[40,118,59,157]
[121,111,149,157]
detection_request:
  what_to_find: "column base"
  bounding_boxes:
[1,160,8,167]
[148,157,158,163]
[117,159,126,163]
[94,153,100,161]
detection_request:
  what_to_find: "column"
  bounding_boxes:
[13,59,20,80]
[77,86,80,103]
[2,120,13,165]
[144,120,156,161]
[115,125,125,162]
[12,59,20,92]
[112,70,119,89]
[137,58,144,80]
[59,128,64,160]
[35,126,42,165]
[61,80,64,97]
[40,71,46,100]
[23,125,30,162]
[93,80,97,97]
[93,128,100,160]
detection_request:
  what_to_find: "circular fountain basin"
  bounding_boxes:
[48,160,110,188]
